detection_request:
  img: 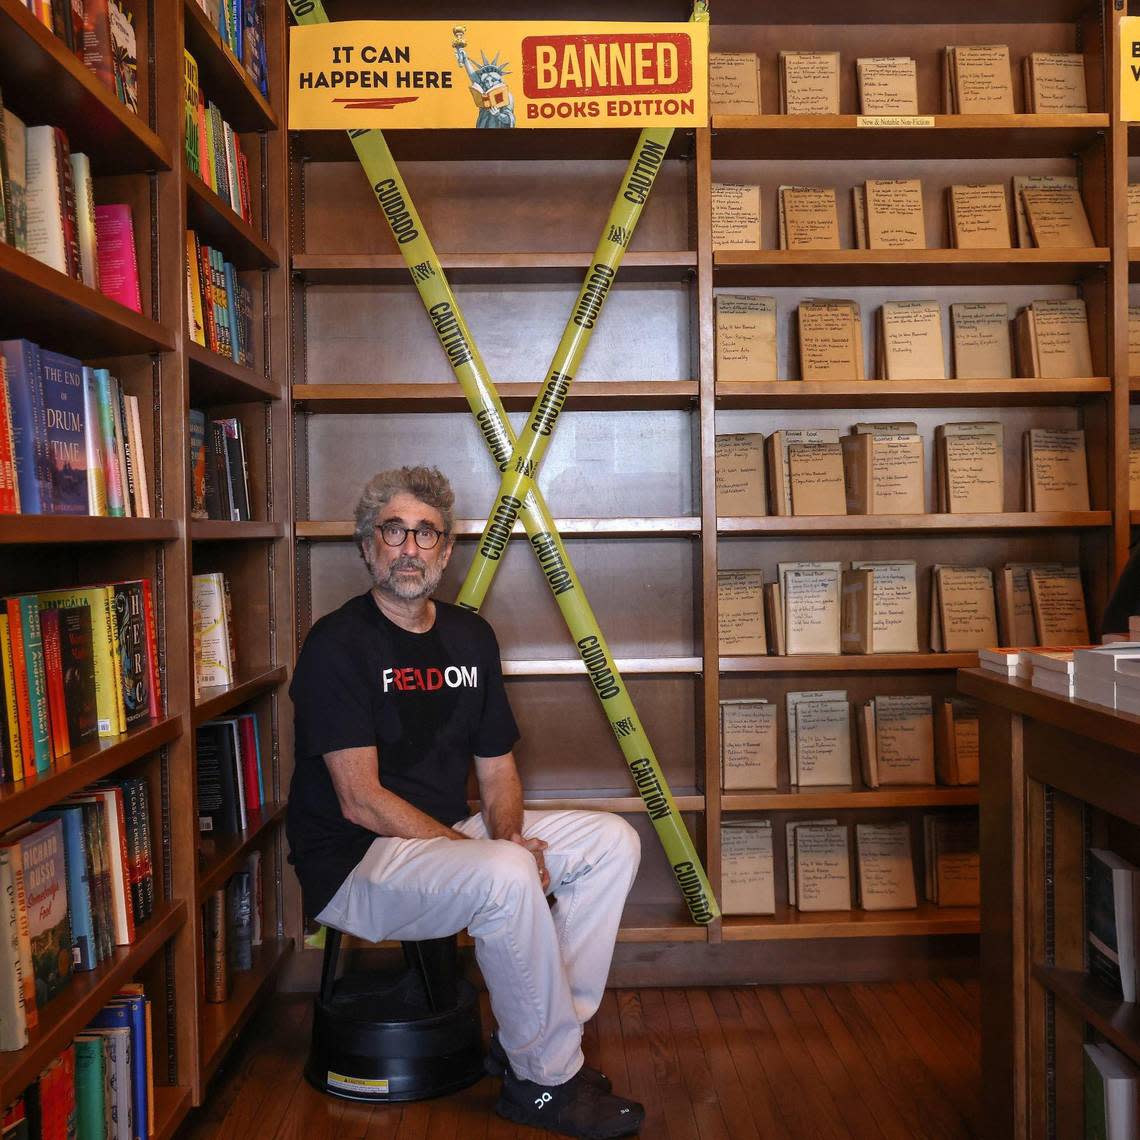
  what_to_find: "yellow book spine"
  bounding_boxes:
[0,615,25,780]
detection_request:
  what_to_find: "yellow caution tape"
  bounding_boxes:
[289,0,717,925]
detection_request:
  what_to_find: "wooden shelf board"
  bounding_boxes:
[721,903,979,942]
[292,381,698,413]
[710,0,1089,20]
[723,786,980,811]
[722,653,977,673]
[503,657,701,677]
[1033,965,1140,1066]
[713,248,1109,287]
[511,788,704,813]
[152,1086,193,1140]
[186,168,279,270]
[0,243,175,356]
[619,903,708,943]
[296,126,695,163]
[716,378,1111,409]
[711,114,1108,160]
[0,0,171,174]
[0,516,178,545]
[297,517,699,541]
[0,716,180,835]
[182,0,276,132]
[0,901,186,1103]
[190,520,286,541]
[197,802,287,901]
[187,343,282,403]
[718,511,1110,536]
[292,251,697,285]
[199,937,292,1088]
[192,666,288,725]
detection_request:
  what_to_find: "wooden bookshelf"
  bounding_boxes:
[721,904,980,942]
[717,512,1112,535]
[192,666,289,725]
[297,517,701,541]
[0,517,179,545]
[197,802,288,901]
[187,342,283,403]
[723,787,979,811]
[185,170,280,270]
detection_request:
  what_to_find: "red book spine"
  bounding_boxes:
[55,129,81,281]
[4,601,32,777]
[196,99,210,192]
[238,716,260,812]
[199,239,217,352]
[237,148,251,223]
[0,364,17,514]
[140,578,161,720]
[111,787,136,942]
[37,608,70,759]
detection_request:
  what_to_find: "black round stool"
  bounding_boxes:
[304,927,485,1102]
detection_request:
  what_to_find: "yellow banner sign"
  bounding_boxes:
[1124,17,1140,121]
[289,20,709,129]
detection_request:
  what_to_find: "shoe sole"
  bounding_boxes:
[494,1095,644,1138]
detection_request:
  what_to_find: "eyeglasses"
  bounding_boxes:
[375,522,448,550]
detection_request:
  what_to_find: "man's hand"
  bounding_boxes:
[510,832,550,891]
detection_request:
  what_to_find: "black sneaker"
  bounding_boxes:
[485,1032,613,1093]
[495,1069,644,1138]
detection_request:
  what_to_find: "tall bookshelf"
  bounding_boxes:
[286,0,1133,986]
[0,0,292,1118]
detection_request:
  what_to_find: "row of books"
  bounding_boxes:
[716,422,1091,519]
[0,785,153,1050]
[709,47,1087,116]
[714,295,1093,383]
[17,0,138,113]
[182,53,253,223]
[0,340,151,517]
[191,0,268,97]
[196,714,265,836]
[188,411,251,523]
[3,984,154,1139]
[981,639,1140,710]
[712,175,1093,251]
[185,231,255,367]
[720,814,979,916]
[1,581,160,781]
[202,855,263,1004]
[191,572,236,695]
[719,693,979,792]
[0,101,141,312]
[718,560,1089,658]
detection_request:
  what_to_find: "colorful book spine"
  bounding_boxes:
[36,607,70,760]
[0,359,20,514]
[34,806,97,971]
[38,349,89,515]
[81,0,117,94]
[0,849,28,1050]
[183,51,201,176]
[93,204,142,313]
[139,579,161,721]
[18,818,73,1005]
[0,615,23,781]
[69,153,100,291]
[55,128,81,281]
[23,125,68,275]
[0,339,51,514]
[80,368,108,515]
[223,261,240,363]
[92,369,125,517]
[9,596,51,774]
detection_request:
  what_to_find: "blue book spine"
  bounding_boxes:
[16,596,51,772]
[0,339,49,514]
[35,806,97,971]
[223,262,240,364]
[37,349,89,515]
[86,1001,146,1140]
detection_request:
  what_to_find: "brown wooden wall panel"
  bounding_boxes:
[301,283,694,383]
[304,411,698,520]
[305,538,699,659]
[302,160,693,255]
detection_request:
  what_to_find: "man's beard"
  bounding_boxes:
[373,554,445,601]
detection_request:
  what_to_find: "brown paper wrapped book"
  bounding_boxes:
[709,52,761,115]
[714,294,777,381]
[715,432,767,517]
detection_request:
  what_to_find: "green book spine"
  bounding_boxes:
[73,1035,105,1140]
[16,596,50,773]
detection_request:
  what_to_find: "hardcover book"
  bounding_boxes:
[38,350,89,515]
[11,818,73,1007]
[94,205,142,313]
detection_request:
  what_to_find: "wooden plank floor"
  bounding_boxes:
[178,979,981,1139]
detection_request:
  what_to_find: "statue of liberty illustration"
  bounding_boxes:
[452,25,515,128]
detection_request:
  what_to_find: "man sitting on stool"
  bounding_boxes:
[286,465,645,1139]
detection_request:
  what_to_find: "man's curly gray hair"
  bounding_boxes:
[353,466,456,561]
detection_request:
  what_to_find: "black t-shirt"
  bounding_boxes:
[286,592,520,917]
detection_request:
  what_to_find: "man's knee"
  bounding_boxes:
[596,812,641,871]
[481,840,545,900]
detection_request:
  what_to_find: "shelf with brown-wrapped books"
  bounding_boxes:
[187,342,283,403]
[0,900,186,1103]
[713,248,1110,287]
[715,378,1111,409]
[197,802,288,901]
[296,517,701,542]
[721,653,977,673]
[717,512,1111,536]
[185,168,279,271]
[0,243,174,356]
[198,937,293,1088]
[1032,965,1140,1067]
[291,381,699,413]
[710,113,1109,161]
[0,516,179,545]
[502,657,702,678]
[190,520,286,541]
[711,0,1089,22]
[291,251,698,285]
[618,903,707,944]
[720,903,979,943]
[182,0,276,133]
[0,0,171,174]
[723,787,979,812]
[507,788,705,814]
[0,716,181,834]
[192,666,289,726]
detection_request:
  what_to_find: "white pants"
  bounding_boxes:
[316,809,641,1085]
